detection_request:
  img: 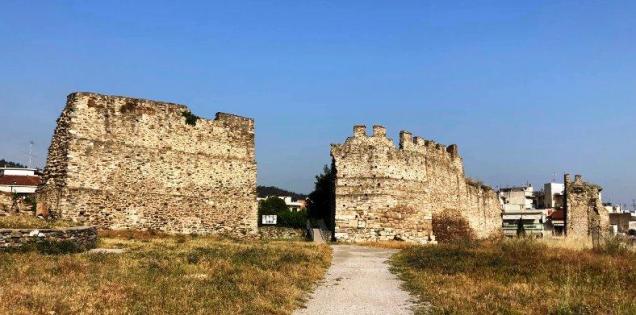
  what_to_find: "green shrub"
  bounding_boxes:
[181,111,199,126]
[257,197,307,228]
[258,197,288,216]
[23,195,37,211]
[277,210,307,229]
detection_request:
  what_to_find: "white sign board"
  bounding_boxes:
[261,215,277,225]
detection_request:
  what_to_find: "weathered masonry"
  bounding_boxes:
[564,174,609,241]
[331,125,502,243]
[37,92,258,236]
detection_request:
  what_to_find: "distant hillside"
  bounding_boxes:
[257,186,307,201]
[0,159,27,168]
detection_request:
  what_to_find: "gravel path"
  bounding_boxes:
[296,245,416,315]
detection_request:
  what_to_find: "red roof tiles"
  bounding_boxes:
[550,209,565,220]
[0,175,41,186]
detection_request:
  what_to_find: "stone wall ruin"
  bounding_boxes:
[564,174,609,241]
[37,92,258,237]
[330,125,502,243]
[0,226,97,252]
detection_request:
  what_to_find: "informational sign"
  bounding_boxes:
[261,215,277,225]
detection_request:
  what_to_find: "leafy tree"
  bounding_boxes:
[0,159,26,168]
[277,209,307,228]
[516,219,527,237]
[258,197,308,228]
[306,163,336,230]
[258,197,288,216]
[257,186,307,201]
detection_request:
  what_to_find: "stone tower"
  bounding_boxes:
[330,125,502,243]
[564,174,609,240]
[37,92,258,237]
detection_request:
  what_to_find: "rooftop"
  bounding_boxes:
[0,167,38,171]
[0,175,42,186]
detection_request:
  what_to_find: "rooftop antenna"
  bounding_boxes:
[27,140,34,168]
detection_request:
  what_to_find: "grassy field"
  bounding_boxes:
[392,238,636,314]
[0,215,78,229]
[0,232,331,314]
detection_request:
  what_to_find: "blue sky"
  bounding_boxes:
[1,1,635,205]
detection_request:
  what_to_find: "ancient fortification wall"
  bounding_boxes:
[330,125,501,243]
[37,92,258,236]
[564,174,609,240]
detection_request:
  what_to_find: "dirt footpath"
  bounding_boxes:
[296,245,416,315]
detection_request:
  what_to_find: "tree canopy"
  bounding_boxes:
[0,159,26,168]
[257,186,307,201]
[306,164,336,230]
[258,197,289,215]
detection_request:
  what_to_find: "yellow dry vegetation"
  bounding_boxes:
[392,238,636,314]
[0,232,331,315]
[0,215,77,229]
[356,241,417,250]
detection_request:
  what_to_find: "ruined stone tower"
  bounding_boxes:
[330,125,502,243]
[564,174,609,240]
[37,92,258,236]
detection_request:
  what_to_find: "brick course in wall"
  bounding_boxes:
[37,92,258,237]
[331,125,502,243]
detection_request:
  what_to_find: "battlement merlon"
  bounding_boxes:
[446,144,459,159]
[400,131,461,160]
[372,125,387,137]
[399,131,413,150]
[353,125,367,137]
[340,125,462,160]
[575,174,583,184]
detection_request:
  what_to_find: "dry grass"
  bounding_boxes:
[0,233,331,314]
[538,235,594,250]
[356,241,418,250]
[0,215,78,229]
[392,238,636,314]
